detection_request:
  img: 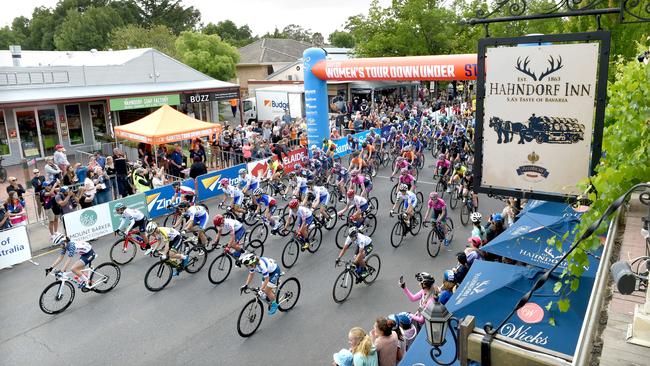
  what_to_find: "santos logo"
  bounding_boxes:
[263,99,289,110]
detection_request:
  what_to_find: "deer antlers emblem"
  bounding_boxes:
[515,55,563,81]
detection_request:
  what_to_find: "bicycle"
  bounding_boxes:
[460,194,479,226]
[143,235,207,292]
[313,204,338,231]
[40,261,120,314]
[335,211,378,249]
[281,225,323,268]
[162,202,210,227]
[262,177,290,200]
[389,210,423,248]
[109,229,161,265]
[237,275,301,337]
[424,219,455,258]
[207,240,263,284]
[332,252,381,303]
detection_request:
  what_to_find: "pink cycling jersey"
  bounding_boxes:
[436,159,451,169]
[396,160,410,169]
[428,198,446,211]
[399,174,415,185]
[350,175,367,185]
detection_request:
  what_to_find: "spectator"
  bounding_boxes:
[399,272,439,327]
[262,120,272,141]
[113,148,130,198]
[464,237,483,266]
[370,317,403,366]
[388,313,417,352]
[210,138,220,169]
[190,139,206,162]
[95,151,106,169]
[485,213,505,243]
[502,199,516,228]
[75,162,88,183]
[44,158,62,182]
[63,166,78,187]
[87,155,99,172]
[229,98,238,117]
[439,271,457,305]
[332,348,353,366]
[348,327,378,366]
[189,156,207,179]
[152,167,165,188]
[41,182,61,234]
[105,156,116,195]
[282,109,292,124]
[242,140,252,161]
[94,167,112,204]
[55,186,78,231]
[169,144,185,177]
[452,252,470,285]
[137,142,148,163]
[0,202,12,230]
[133,168,151,193]
[53,144,70,172]
[79,169,97,208]
[31,168,46,219]
[5,191,27,227]
[6,176,26,203]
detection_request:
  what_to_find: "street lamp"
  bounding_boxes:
[422,300,460,366]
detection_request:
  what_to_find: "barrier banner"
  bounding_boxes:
[282,148,308,173]
[109,193,149,231]
[145,179,194,219]
[332,130,372,159]
[64,202,112,241]
[0,226,31,269]
[247,158,270,179]
[196,164,245,201]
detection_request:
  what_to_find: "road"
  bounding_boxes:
[0,159,503,366]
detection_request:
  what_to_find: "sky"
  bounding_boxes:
[0,0,393,38]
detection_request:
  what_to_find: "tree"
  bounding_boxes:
[202,20,256,47]
[25,7,56,50]
[175,31,239,81]
[280,24,313,42]
[54,7,125,50]
[328,30,355,48]
[109,24,178,57]
[136,0,201,35]
[312,32,324,47]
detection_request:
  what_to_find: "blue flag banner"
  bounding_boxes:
[196,164,245,201]
[145,179,194,219]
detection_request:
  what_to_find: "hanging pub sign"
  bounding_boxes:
[473,32,610,202]
[182,87,240,104]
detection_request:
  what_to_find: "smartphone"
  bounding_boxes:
[399,275,404,283]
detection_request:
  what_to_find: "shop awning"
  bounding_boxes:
[114,104,221,144]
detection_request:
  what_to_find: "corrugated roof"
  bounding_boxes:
[238,38,312,64]
[0,48,151,67]
[0,79,238,105]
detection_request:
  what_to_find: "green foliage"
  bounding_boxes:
[25,7,57,50]
[136,0,201,35]
[109,24,178,57]
[202,20,256,48]
[175,31,239,81]
[328,30,356,48]
[54,7,125,50]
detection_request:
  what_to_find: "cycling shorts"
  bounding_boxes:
[267,267,282,288]
[267,203,277,215]
[299,186,307,195]
[170,235,183,251]
[249,182,259,191]
[193,214,209,229]
[135,218,147,233]
[354,244,373,256]
[233,195,244,206]
[298,215,314,227]
[235,226,246,242]
[318,193,330,206]
[433,209,446,221]
[79,249,96,265]
[359,203,369,212]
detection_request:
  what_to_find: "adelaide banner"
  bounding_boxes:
[476,38,604,199]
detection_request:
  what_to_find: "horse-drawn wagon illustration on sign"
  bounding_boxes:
[488,114,585,145]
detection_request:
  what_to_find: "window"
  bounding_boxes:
[0,111,9,155]
[89,103,107,142]
[65,104,84,145]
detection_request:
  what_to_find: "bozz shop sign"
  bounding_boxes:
[282,148,307,173]
[196,164,245,201]
[145,179,195,219]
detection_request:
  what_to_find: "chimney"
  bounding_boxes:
[9,45,21,67]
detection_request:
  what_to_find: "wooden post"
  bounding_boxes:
[458,316,475,366]
[466,331,571,366]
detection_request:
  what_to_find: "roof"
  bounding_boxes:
[265,48,353,80]
[238,38,312,64]
[0,48,150,67]
[256,84,304,93]
[114,104,221,144]
[0,79,238,105]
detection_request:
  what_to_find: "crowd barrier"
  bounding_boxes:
[0,226,31,269]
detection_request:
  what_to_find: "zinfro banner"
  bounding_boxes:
[0,226,31,269]
[145,179,194,219]
[196,164,245,201]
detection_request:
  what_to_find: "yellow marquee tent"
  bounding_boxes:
[114,104,221,145]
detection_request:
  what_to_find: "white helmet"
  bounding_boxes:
[240,252,257,266]
[146,221,158,235]
[470,212,482,223]
[52,233,66,246]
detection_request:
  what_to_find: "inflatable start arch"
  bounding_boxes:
[302,48,478,148]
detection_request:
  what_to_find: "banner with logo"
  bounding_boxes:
[64,203,113,241]
[109,193,149,231]
[477,40,602,199]
[332,130,373,159]
[247,158,269,180]
[196,164,245,201]
[0,226,31,269]
[282,148,307,173]
[145,179,194,219]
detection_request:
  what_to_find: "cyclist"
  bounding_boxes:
[447,163,467,193]
[331,163,350,202]
[212,214,246,263]
[240,253,281,315]
[147,222,189,276]
[338,190,370,229]
[335,227,372,281]
[219,178,246,217]
[171,181,196,204]
[310,182,331,221]
[176,201,209,248]
[348,151,367,172]
[114,202,150,251]
[252,188,281,232]
[397,168,416,191]
[434,153,451,178]
[349,170,373,198]
[239,168,260,195]
[401,145,416,165]
[391,156,411,179]
[461,169,478,210]
[470,212,486,243]
[284,199,314,251]
[46,233,96,289]
[390,184,417,226]
[290,170,309,200]
[268,156,284,183]
[424,192,450,246]
[361,142,376,166]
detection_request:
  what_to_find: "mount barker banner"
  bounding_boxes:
[478,41,601,198]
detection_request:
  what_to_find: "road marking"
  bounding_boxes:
[375,175,435,185]
[32,248,60,259]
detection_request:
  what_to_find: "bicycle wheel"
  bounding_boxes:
[39,281,75,314]
[248,223,268,244]
[277,277,301,311]
[185,247,207,273]
[410,212,422,236]
[436,180,445,194]
[369,197,379,214]
[243,210,258,226]
[364,214,378,237]
[208,253,232,284]
[390,222,404,248]
[144,262,173,292]
[203,227,218,252]
[163,213,178,227]
[336,224,349,249]
[90,262,121,293]
[109,238,137,265]
[427,229,441,258]
[460,203,470,226]
[449,190,459,210]
[332,270,354,303]
[245,239,265,257]
[445,221,455,243]
[307,227,322,253]
[363,254,381,285]
[281,239,300,268]
[390,184,397,204]
[323,206,338,230]
[415,192,424,213]
[237,299,264,337]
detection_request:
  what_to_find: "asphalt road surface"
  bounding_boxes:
[0,159,503,366]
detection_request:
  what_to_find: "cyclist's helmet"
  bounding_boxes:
[310,144,318,151]
[443,270,455,283]
[253,188,263,196]
[294,164,301,171]
[114,202,126,212]
[177,201,190,209]
[438,153,445,160]
[454,163,462,171]
[400,168,408,174]
[362,142,368,148]
[146,221,158,235]
[289,199,299,209]
[288,171,296,178]
[322,138,329,144]
[220,178,229,186]
[350,170,359,177]
[172,181,180,188]
[464,169,472,176]
[415,272,435,288]
[429,192,439,199]
[213,214,224,227]
[470,212,482,223]
[347,189,355,198]
[333,162,341,170]
[52,233,66,246]
[238,168,247,175]
[399,184,408,192]
[348,226,359,238]
[240,252,258,267]
[468,236,482,248]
